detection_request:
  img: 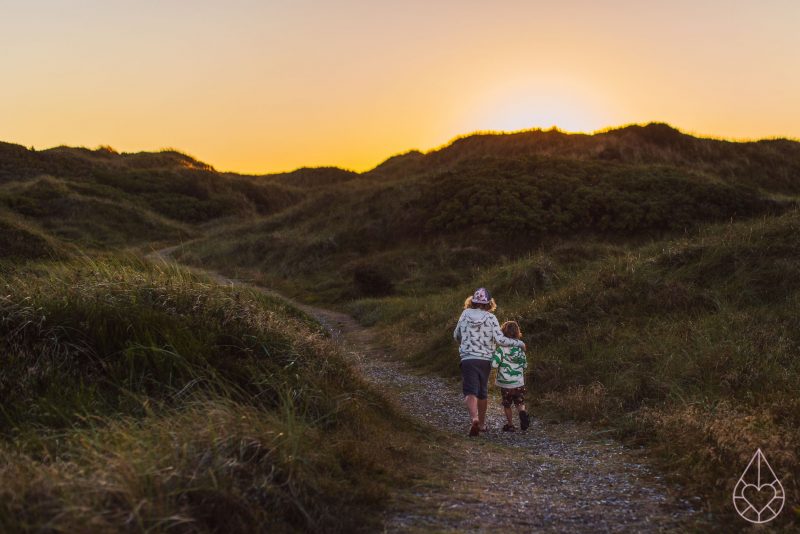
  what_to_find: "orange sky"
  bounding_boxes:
[1,1,798,174]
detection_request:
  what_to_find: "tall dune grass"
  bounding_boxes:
[0,256,414,532]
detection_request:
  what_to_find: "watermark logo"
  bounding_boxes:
[732,448,785,524]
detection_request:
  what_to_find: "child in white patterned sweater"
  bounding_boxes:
[491,321,529,432]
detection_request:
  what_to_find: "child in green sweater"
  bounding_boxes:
[491,321,529,432]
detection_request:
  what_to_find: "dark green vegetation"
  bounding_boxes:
[175,124,800,525]
[2,123,799,527]
[0,144,417,531]
[345,210,800,524]
[0,210,70,262]
[178,123,796,302]
[0,141,307,249]
[0,257,414,532]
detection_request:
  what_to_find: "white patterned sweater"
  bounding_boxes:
[453,309,524,361]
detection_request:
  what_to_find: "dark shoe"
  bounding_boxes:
[469,421,480,437]
[502,424,516,432]
[519,410,530,431]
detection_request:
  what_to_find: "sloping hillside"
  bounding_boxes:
[177,125,797,301]
[0,143,306,252]
[0,144,424,531]
[3,124,797,260]
[1,124,798,527]
[345,208,800,523]
[166,125,800,524]
[369,123,800,194]
[0,256,416,532]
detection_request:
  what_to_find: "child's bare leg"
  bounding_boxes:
[464,395,479,423]
[503,406,514,425]
[477,398,488,428]
[517,403,527,413]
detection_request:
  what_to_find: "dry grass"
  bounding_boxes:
[0,256,417,532]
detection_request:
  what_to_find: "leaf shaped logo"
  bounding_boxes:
[732,448,785,524]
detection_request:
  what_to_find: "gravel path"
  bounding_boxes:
[296,306,700,533]
[149,247,702,532]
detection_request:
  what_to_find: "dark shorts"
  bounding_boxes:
[460,359,491,400]
[500,386,527,408]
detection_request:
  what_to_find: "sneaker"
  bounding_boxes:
[519,410,530,431]
[469,421,480,437]
[502,423,516,432]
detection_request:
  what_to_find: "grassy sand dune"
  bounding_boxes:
[0,143,303,252]
[1,125,799,528]
[0,210,72,262]
[344,210,800,523]
[0,257,415,532]
[165,127,799,525]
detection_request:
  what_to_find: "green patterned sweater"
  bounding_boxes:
[491,345,527,388]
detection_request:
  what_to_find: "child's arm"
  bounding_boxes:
[490,316,524,348]
[490,347,502,369]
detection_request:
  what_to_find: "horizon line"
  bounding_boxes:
[8,121,799,177]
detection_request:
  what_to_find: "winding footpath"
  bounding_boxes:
[149,246,703,533]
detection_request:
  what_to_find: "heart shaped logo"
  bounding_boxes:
[732,449,785,524]
[741,483,777,516]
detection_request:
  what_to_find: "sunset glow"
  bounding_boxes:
[1,0,798,173]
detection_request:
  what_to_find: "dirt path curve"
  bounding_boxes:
[148,246,702,533]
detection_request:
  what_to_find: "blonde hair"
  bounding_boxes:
[463,296,497,313]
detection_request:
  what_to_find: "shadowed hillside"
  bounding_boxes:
[0,145,424,530]
[369,123,800,194]
[0,143,307,251]
[257,166,360,188]
[344,208,800,524]
[0,256,417,532]
[177,124,797,302]
[3,125,797,261]
[168,123,799,526]
[0,209,72,262]
[1,123,799,527]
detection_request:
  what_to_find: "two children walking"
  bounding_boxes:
[454,287,530,437]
